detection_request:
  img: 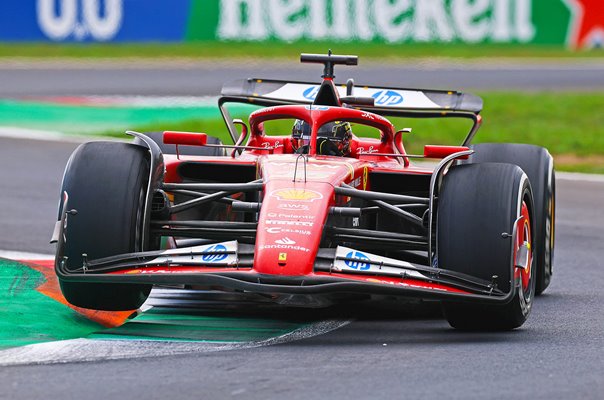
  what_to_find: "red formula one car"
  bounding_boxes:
[52,53,555,330]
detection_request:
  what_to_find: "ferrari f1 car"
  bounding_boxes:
[52,53,555,330]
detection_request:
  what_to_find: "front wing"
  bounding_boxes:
[55,242,516,305]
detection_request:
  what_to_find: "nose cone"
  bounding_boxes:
[253,155,359,276]
[254,180,334,276]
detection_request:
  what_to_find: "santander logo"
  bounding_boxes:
[275,237,296,245]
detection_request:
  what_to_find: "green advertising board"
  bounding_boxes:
[1,0,601,48]
[186,0,602,48]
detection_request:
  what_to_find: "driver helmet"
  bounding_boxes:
[292,120,352,156]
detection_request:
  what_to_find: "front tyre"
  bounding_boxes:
[463,143,555,295]
[55,142,156,311]
[437,163,536,330]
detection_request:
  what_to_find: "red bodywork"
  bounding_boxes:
[110,99,473,297]
[55,66,515,307]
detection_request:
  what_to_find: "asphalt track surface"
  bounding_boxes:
[1,135,604,399]
[1,59,604,96]
[1,61,604,398]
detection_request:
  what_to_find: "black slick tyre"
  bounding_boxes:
[463,143,555,295]
[55,142,154,311]
[135,131,225,156]
[437,163,536,330]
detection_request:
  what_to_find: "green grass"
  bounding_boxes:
[1,42,603,60]
[104,91,604,173]
[104,117,232,140]
[477,93,604,154]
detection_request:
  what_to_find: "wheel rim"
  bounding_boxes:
[515,200,533,297]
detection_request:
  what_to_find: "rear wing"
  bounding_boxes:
[219,79,483,144]
[221,78,483,114]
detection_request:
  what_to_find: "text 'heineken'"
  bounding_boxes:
[218,0,535,43]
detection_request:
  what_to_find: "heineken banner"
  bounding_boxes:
[0,0,602,48]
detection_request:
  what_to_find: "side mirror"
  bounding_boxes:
[163,131,208,146]
[163,131,208,159]
[423,145,470,159]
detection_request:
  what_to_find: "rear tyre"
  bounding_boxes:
[463,143,555,295]
[135,131,226,156]
[438,163,536,330]
[55,142,155,311]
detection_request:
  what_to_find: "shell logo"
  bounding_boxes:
[270,188,323,202]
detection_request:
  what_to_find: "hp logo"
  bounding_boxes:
[344,251,371,271]
[202,244,228,263]
[372,90,403,106]
[303,86,320,100]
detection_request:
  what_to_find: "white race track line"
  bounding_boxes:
[0,250,53,260]
[556,171,604,183]
[0,319,350,366]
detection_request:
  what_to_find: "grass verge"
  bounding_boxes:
[1,42,603,60]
